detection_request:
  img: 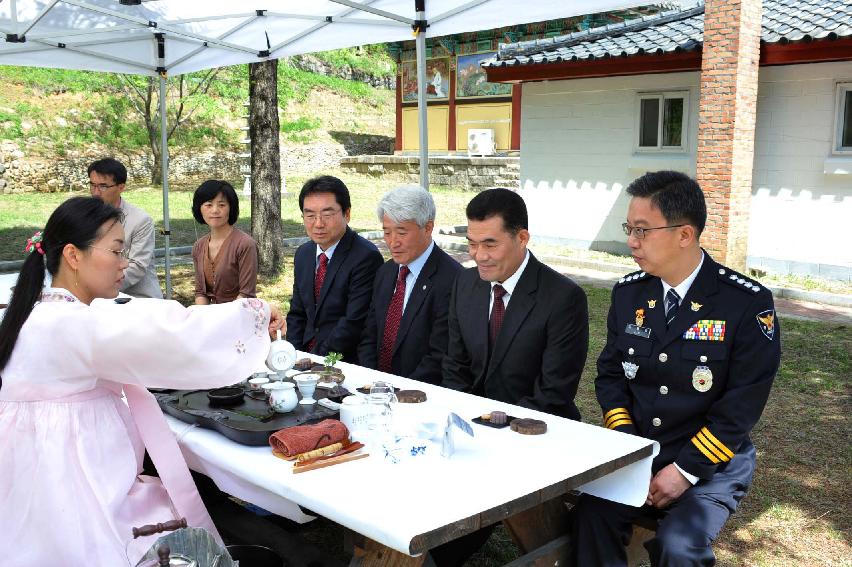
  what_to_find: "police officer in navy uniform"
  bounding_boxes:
[571,171,781,566]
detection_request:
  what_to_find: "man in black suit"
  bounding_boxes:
[358,186,462,384]
[442,188,589,418]
[285,175,383,364]
[432,188,589,567]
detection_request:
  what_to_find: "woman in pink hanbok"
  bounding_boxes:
[0,197,284,566]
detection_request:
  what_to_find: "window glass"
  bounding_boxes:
[639,98,660,147]
[663,97,684,147]
[842,90,852,148]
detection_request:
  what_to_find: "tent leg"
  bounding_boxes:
[415,0,429,190]
[160,73,172,299]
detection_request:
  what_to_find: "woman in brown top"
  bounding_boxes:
[191,180,259,304]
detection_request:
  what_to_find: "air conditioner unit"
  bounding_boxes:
[468,129,495,156]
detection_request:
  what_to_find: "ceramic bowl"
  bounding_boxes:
[207,386,245,407]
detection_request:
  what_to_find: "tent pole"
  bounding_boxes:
[414,0,429,190]
[159,73,172,299]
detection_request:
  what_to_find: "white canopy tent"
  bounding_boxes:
[0,0,644,296]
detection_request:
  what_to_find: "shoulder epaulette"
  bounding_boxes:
[717,266,766,294]
[616,269,650,286]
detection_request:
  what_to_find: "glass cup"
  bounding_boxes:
[368,380,397,438]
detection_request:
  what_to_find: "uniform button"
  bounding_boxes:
[652,417,662,427]
[658,353,668,363]
[628,348,635,355]
[700,355,708,363]
[659,385,669,395]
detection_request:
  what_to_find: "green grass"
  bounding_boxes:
[280,116,322,142]
[278,63,388,108]
[0,59,392,158]
[311,45,396,78]
[0,171,470,261]
[0,65,118,94]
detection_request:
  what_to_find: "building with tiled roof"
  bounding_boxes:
[479,1,852,280]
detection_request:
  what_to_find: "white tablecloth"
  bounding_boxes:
[167,356,659,556]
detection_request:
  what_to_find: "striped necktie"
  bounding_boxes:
[666,288,680,328]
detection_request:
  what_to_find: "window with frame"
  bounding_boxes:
[636,92,688,151]
[835,82,852,152]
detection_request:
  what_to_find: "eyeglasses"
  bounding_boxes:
[302,209,341,223]
[622,223,686,240]
[90,245,130,260]
[89,181,119,191]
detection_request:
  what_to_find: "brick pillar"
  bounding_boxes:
[696,0,762,270]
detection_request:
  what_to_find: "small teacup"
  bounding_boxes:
[248,377,270,391]
[294,373,320,405]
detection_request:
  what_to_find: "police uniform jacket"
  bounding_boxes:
[596,252,781,481]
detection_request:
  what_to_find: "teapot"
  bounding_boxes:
[266,329,296,373]
[265,382,298,413]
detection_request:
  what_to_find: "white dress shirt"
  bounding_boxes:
[488,250,531,318]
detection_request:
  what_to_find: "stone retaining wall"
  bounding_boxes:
[0,136,394,193]
[340,155,520,189]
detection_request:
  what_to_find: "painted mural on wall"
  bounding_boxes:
[456,52,512,98]
[402,58,450,102]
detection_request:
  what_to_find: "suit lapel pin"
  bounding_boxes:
[635,308,645,327]
[691,301,702,312]
[647,299,657,309]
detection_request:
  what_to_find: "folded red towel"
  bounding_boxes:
[269,419,349,457]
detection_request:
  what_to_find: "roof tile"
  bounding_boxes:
[486,0,852,68]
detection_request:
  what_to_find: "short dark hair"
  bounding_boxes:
[192,180,240,225]
[625,171,707,235]
[87,157,127,185]
[299,175,351,213]
[465,188,528,234]
[0,197,122,376]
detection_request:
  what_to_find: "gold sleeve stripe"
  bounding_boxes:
[691,437,721,464]
[694,431,730,463]
[700,427,735,460]
[603,407,630,421]
[607,418,633,430]
[604,410,631,428]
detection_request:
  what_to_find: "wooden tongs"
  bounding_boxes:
[292,441,368,473]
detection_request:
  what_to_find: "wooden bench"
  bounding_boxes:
[501,492,658,567]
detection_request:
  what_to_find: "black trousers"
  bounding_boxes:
[571,443,756,567]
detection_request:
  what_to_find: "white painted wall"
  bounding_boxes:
[750,61,852,279]
[519,72,699,254]
[519,62,852,279]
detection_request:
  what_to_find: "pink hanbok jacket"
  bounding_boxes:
[0,289,271,566]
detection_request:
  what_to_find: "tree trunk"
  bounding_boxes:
[248,60,284,276]
[151,149,162,185]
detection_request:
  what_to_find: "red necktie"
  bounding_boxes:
[489,284,507,347]
[307,252,328,352]
[378,265,410,373]
[314,252,328,301]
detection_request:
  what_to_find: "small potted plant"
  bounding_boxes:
[320,351,345,385]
